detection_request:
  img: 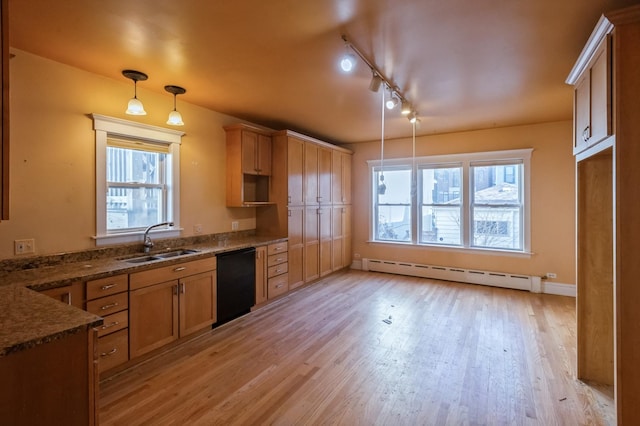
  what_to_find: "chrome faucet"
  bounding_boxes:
[143,221,174,253]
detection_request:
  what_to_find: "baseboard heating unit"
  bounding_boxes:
[362,258,533,292]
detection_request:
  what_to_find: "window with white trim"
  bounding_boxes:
[369,149,531,253]
[92,114,183,245]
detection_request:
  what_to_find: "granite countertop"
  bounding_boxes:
[0,235,287,356]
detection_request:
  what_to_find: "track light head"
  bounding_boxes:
[340,52,357,72]
[369,73,382,92]
[386,93,399,110]
[408,111,418,123]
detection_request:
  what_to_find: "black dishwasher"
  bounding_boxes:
[216,247,256,326]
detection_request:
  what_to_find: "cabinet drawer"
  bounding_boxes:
[95,310,128,338]
[98,329,128,373]
[267,252,288,267]
[267,241,288,256]
[86,274,128,300]
[268,273,289,299]
[268,262,288,278]
[130,257,217,290]
[86,292,128,316]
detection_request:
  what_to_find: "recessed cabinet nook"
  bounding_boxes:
[566,4,640,424]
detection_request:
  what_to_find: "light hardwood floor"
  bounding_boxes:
[100,270,613,425]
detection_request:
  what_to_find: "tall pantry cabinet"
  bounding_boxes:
[566,5,640,424]
[266,130,352,290]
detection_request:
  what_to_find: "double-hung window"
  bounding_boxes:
[92,114,183,245]
[370,149,531,253]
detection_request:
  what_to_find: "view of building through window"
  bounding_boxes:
[371,151,528,252]
[106,144,169,232]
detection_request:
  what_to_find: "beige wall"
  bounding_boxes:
[0,50,256,259]
[345,120,576,285]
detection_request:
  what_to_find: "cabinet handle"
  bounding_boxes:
[288,196,291,204]
[288,210,292,217]
[276,283,284,289]
[100,348,117,357]
[100,302,118,310]
[101,283,118,290]
[181,283,186,294]
[274,246,283,251]
[317,196,323,202]
[174,284,179,295]
[62,292,72,306]
[101,321,119,330]
[275,257,284,262]
[173,266,187,272]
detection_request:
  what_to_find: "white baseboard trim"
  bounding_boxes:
[542,281,576,297]
[354,257,576,297]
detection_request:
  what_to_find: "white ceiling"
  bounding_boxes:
[9,0,639,143]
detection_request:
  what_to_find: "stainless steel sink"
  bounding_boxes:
[154,249,199,259]
[121,249,200,264]
[124,255,162,263]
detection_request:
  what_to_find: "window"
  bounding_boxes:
[92,114,183,245]
[373,166,412,242]
[369,149,531,254]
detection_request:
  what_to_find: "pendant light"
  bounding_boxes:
[165,85,186,126]
[122,70,148,115]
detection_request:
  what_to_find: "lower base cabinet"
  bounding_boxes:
[129,258,216,359]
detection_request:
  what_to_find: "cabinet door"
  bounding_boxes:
[241,130,258,175]
[319,207,332,277]
[130,280,179,358]
[589,42,610,145]
[179,271,216,337]
[304,207,319,282]
[257,134,272,176]
[255,246,268,305]
[332,206,345,270]
[288,206,305,289]
[41,281,84,309]
[343,205,352,268]
[288,137,304,205]
[318,147,332,205]
[304,142,319,205]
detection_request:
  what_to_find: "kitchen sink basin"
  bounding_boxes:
[121,249,200,264]
[124,255,162,263]
[154,249,199,259]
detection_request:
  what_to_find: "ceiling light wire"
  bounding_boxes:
[378,87,386,195]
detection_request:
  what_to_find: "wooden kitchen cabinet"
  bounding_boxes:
[571,34,611,155]
[288,136,304,206]
[85,273,129,374]
[179,271,217,336]
[255,245,268,305]
[40,281,84,309]
[332,150,352,205]
[567,6,640,423]
[288,206,304,289]
[267,241,289,299]
[129,257,217,358]
[129,280,179,358]
[319,206,332,277]
[225,123,273,207]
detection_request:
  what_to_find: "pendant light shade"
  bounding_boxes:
[122,70,148,116]
[165,85,186,126]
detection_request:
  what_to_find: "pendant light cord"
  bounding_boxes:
[380,87,385,183]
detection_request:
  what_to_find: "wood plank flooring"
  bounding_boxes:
[99,270,614,425]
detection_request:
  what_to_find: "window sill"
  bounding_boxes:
[93,228,183,246]
[367,240,533,258]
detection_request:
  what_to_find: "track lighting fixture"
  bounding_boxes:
[164,85,186,126]
[401,100,412,115]
[386,91,399,110]
[408,111,418,123]
[123,70,148,115]
[339,35,416,120]
[369,73,382,92]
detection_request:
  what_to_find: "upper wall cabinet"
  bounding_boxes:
[225,124,274,207]
[567,24,612,155]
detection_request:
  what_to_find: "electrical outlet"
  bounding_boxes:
[231,221,239,231]
[193,224,203,234]
[15,239,35,255]
[546,272,557,279]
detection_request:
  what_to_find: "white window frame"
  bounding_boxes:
[368,148,532,255]
[92,114,184,245]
